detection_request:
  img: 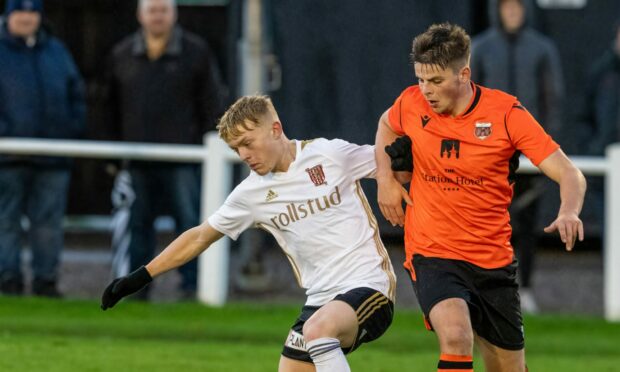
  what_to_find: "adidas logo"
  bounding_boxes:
[265,189,279,202]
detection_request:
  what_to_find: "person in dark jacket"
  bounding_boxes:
[0,0,86,297]
[577,21,620,242]
[582,21,620,156]
[471,0,565,313]
[105,0,223,300]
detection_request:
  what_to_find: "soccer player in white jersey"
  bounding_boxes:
[101,95,396,372]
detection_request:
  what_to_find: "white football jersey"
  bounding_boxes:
[208,138,396,306]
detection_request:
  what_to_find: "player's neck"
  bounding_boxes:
[449,82,474,118]
[273,139,296,173]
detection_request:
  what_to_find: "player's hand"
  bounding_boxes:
[101,266,153,310]
[543,212,584,251]
[385,135,413,172]
[377,175,413,227]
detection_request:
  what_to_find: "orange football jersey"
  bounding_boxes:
[387,84,559,277]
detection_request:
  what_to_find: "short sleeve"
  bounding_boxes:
[387,92,406,136]
[506,104,560,166]
[207,187,254,240]
[326,139,377,179]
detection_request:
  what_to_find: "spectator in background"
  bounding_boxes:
[581,21,620,156]
[471,0,565,313]
[0,0,86,297]
[105,0,222,300]
[578,21,620,237]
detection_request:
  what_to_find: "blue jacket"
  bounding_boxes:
[0,18,86,165]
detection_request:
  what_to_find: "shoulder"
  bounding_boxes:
[521,28,558,52]
[301,138,348,160]
[399,85,420,98]
[302,138,373,166]
[41,37,76,65]
[226,173,260,204]
[588,49,616,79]
[303,137,361,152]
[44,36,71,54]
[393,85,423,106]
[181,29,210,54]
[111,34,136,57]
[472,28,500,49]
[300,137,333,154]
[478,85,519,111]
[395,85,426,112]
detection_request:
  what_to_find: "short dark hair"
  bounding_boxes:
[410,22,471,71]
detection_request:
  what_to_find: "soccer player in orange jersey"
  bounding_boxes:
[375,23,586,372]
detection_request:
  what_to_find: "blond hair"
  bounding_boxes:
[217,95,277,143]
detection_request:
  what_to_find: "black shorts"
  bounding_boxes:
[409,254,524,350]
[281,287,394,363]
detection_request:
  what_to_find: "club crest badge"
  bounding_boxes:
[474,122,492,140]
[305,164,327,186]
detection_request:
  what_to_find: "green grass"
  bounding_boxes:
[1,297,619,371]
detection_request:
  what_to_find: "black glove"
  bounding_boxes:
[101,266,153,310]
[385,135,413,172]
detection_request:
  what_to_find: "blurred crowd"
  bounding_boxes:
[0,0,618,310]
[0,0,225,299]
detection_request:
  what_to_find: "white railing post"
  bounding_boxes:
[605,144,620,321]
[197,131,233,306]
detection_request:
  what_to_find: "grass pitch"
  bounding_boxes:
[1,296,619,371]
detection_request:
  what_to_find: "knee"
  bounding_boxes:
[439,324,474,352]
[302,314,337,343]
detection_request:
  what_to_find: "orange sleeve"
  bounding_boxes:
[387,92,407,136]
[506,104,560,166]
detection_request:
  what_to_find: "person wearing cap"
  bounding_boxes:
[0,0,86,297]
[104,0,223,300]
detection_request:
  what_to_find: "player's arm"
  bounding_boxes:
[375,109,412,227]
[147,222,224,277]
[101,222,224,310]
[537,149,586,251]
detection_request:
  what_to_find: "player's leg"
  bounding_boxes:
[126,167,156,300]
[303,300,359,346]
[0,166,27,295]
[475,333,526,372]
[304,288,394,371]
[278,355,315,372]
[428,298,475,371]
[472,260,526,372]
[302,300,357,372]
[464,262,526,372]
[167,164,200,298]
[27,167,70,297]
[410,255,475,371]
[281,289,392,372]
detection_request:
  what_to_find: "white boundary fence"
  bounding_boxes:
[0,135,617,321]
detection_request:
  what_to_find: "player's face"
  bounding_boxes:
[138,0,176,38]
[228,120,281,176]
[7,11,41,38]
[415,63,465,116]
